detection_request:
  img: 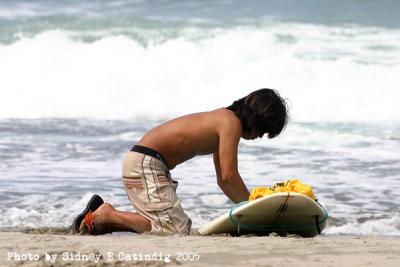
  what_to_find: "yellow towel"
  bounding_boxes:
[249,179,317,201]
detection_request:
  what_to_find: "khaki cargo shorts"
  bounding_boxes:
[122,151,192,234]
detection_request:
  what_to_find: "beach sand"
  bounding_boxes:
[1,230,400,267]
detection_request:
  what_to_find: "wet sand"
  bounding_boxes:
[1,231,400,266]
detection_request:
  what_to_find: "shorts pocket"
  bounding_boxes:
[156,183,175,203]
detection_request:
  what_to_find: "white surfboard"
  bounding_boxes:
[198,192,328,237]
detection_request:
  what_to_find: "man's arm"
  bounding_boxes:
[213,125,250,203]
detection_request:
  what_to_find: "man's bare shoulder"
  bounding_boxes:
[209,108,238,121]
[173,108,241,137]
[210,108,242,136]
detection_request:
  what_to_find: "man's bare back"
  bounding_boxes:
[138,108,240,169]
[138,108,250,203]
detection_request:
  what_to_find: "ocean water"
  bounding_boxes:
[0,0,399,236]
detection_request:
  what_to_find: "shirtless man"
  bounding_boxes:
[73,88,288,235]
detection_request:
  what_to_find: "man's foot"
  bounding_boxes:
[72,194,104,234]
[78,203,114,235]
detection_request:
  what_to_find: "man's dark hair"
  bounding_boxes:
[226,88,289,138]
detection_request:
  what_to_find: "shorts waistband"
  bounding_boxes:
[131,145,169,169]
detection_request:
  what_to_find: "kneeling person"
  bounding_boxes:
[73,88,289,235]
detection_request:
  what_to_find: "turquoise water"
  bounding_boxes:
[1,0,400,44]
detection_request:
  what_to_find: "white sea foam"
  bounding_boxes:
[324,216,400,236]
[0,23,399,122]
